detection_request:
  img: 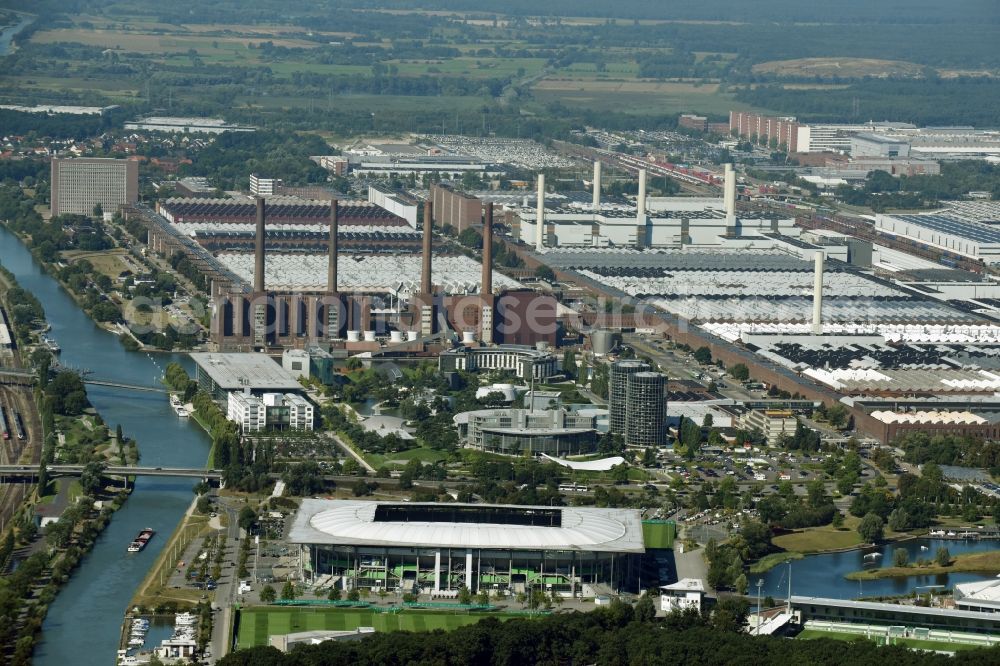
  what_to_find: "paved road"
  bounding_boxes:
[208,499,242,664]
[328,432,376,474]
[673,542,712,594]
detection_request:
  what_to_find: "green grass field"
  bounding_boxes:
[642,520,675,549]
[796,629,983,652]
[771,522,863,553]
[237,607,515,648]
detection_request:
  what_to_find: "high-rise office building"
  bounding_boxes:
[625,371,667,447]
[50,157,138,217]
[609,360,650,436]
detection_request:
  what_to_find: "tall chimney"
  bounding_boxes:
[254,196,265,293]
[536,173,545,252]
[592,161,602,209]
[812,250,824,335]
[482,202,493,296]
[636,168,647,221]
[421,200,433,294]
[327,199,338,293]
[724,163,737,235]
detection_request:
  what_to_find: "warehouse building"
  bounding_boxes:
[289,500,645,596]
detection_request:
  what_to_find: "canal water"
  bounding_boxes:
[759,537,999,600]
[0,226,212,665]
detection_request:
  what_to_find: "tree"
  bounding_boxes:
[702,413,714,428]
[475,589,489,606]
[693,346,712,365]
[729,364,750,382]
[534,265,555,281]
[935,546,951,567]
[259,584,276,603]
[893,548,909,568]
[79,461,106,497]
[826,403,850,429]
[635,593,656,622]
[458,585,472,605]
[887,507,910,532]
[735,573,749,595]
[327,587,342,601]
[238,506,257,531]
[857,512,884,544]
[280,581,297,600]
[347,588,360,602]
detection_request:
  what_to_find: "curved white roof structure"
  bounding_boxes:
[289,500,645,553]
[539,454,626,472]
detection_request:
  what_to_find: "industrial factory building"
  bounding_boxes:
[518,163,797,250]
[288,500,646,596]
[149,183,561,355]
[454,407,599,456]
[874,213,1000,264]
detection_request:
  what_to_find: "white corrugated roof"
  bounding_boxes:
[289,499,645,553]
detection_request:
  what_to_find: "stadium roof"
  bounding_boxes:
[289,500,645,553]
[190,352,302,391]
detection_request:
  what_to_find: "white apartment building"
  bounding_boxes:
[226,391,314,432]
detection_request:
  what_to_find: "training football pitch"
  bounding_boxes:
[237,607,518,648]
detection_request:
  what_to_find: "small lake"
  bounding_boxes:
[758,537,1000,600]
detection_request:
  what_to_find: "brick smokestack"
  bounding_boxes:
[327,199,338,293]
[254,196,265,292]
[482,202,493,296]
[421,200,433,294]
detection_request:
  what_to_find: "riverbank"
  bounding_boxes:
[131,497,212,610]
[1,216,204,353]
[846,549,1000,581]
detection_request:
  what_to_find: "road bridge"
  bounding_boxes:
[83,379,168,394]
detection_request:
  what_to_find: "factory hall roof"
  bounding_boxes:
[889,214,1000,245]
[190,352,302,391]
[289,499,645,553]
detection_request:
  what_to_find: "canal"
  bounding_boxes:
[0,226,212,665]
[758,537,999,601]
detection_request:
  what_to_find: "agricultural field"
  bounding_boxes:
[531,79,755,116]
[237,607,519,648]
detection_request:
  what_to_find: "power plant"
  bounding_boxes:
[203,193,556,352]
